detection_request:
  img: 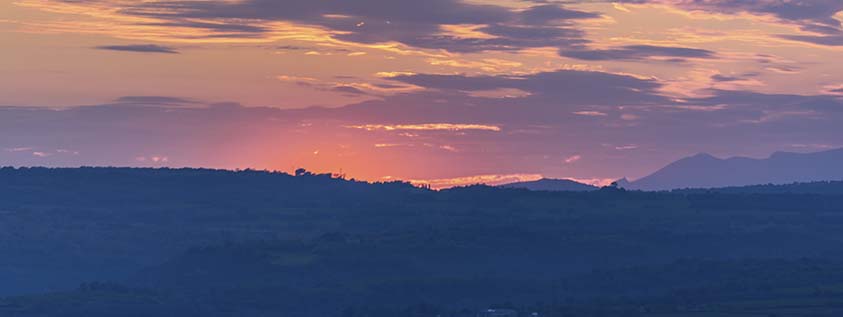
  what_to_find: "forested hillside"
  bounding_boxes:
[2,167,843,316]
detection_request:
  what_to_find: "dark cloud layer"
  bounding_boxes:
[114,0,600,52]
[63,0,843,52]
[331,86,368,95]
[559,45,715,61]
[689,89,843,112]
[779,34,843,46]
[711,74,741,82]
[94,44,180,54]
[710,72,759,82]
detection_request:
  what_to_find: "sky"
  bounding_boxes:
[2,0,843,188]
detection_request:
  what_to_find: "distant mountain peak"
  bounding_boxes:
[625,148,843,191]
[687,152,718,160]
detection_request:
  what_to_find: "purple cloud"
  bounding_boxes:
[94,44,180,54]
[117,0,600,52]
[388,69,668,106]
[559,45,715,61]
[2,79,843,181]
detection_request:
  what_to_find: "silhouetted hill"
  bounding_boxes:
[3,167,843,316]
[624,148,843,191]
[498,178,598,191]
[0,166,424,296]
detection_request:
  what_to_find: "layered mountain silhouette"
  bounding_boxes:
[622,148,843,191]
[499,178,598,191]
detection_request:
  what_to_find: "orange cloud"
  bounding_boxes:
[344,123,502,132]
[409,173,543,189]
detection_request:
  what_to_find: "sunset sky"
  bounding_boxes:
[2,0,843,187]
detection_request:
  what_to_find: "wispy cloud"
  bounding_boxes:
[573,111,608,117]
[560,45,715,61]
[622,0,843,37]
[94,44,179,54]
[373,143,402,148]
[136,156,169,163]
[615,144,639,151]
[5,147,33,153]
[345,123,501,132]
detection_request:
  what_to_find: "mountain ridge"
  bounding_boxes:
[622,148,843,191]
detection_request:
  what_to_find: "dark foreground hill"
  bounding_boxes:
[2,167,843,316]
[624,148,843,191]
[671,180,843,195]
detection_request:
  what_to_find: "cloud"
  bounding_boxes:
[564,155,582,164]
[689,89,843,110]
[275,45,310,51]
[374,143,402,148]
[615,0,843,46]
[621,0,843,34]
[5,0,843,184]
[113,96,198,106]
[2,84,843,183]
[331,86,368,95]
[136,156,169,163]
[277,75,319,86]
[5,147,33,153]
[56,149,81,155]
[409,173,544,189]
[138,20,268,35]
[388,69,668,106]
[94,44,179,54]
[824,85,843,95]
[778,34,843,46]
[574,111,608,116]
[90,0,601,52]
[559,45,715,61]
[711,74,743,82]
[344,123,502,132]
[439,145,458,152]
[615,144,639,150]
[620,113,641,121]
[520,4,602,24]
[708,73,765,90]
[4,147,79,157]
